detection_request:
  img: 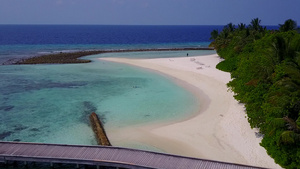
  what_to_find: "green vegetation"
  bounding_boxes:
[210,18,300,169]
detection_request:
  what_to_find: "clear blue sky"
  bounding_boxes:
[0,0,299,26]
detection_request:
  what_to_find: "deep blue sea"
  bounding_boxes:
[0,25,222,64]
[0,25,218,45]
[0,25,219,168]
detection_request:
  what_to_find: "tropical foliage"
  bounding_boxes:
[210,18,300,169]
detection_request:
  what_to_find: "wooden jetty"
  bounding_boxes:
[0,141,265,169]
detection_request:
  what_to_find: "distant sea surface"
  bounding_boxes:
[0,25,276,168]
[0,25,218,45]
[0,25,222,64]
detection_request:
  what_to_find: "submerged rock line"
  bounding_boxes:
[89,112,111,146]
[12,47,214,65]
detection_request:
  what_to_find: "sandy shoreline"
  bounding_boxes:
[99,54,281,168]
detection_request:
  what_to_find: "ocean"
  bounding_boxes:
[0,25,221,63]
[0,25,219,168]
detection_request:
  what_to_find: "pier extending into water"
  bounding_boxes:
[0,141,265,169]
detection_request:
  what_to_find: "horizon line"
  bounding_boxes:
[0,24,280,27]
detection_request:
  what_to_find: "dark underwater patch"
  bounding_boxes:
[0,131,13,140]
[13,125,28,131]
[1,79,87,95]
[80,101,108,124]
[0,105,14,112]
[97,112,108,124]
[81,101,98,124]
[29,128,40,132]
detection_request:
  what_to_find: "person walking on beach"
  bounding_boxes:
[187,53,189,57]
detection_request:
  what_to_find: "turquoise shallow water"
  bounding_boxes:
[0,50,215,146]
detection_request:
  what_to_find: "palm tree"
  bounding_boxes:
[280,116,300,145]
[279,19,297,32]
[271,34,300,63]
[238,23,246,31]
[249,18,262,31]
[268,116,300,145]
[225,23,235,32]
[272,36,287,62]
[210,29,219,40]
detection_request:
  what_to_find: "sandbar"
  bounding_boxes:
[99,54,281,169]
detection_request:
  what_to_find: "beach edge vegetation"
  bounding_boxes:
[210,18,300,169]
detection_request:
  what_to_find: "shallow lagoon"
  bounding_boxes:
[0,50,214,146]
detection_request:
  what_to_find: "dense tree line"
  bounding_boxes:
[210,19,300,169]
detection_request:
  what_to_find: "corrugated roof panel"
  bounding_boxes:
[0,142,267,169]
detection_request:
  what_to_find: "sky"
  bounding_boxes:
[0,0,299,26]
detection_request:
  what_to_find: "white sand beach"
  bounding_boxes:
[100,54,281,169]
